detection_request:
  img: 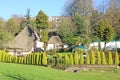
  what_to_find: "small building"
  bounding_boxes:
[47,36,63,50]
[89,41,120,51]
[7,27,43,56]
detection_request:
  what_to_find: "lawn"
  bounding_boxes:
[0,62,120,80]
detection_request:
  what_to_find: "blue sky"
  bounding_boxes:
[0,0,66,20]
[0,0,102,20]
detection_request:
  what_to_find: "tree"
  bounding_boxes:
[86,53,90,65]
[69,54,74,65]
[57,17,77,45]
[42,53,47,65]
[90,51,95,64]
[36,10,49,50]
[108,51,113,65]
[63,0,93,16]
[74,51,79,65]
[101,52,107,65]
[20,9,36,31]
[106,0,120,40]
[79,53,84,64]
[5,18,19,36]
[115,51,119,65]
[0,30,13,49]
[36,10,49,30]
[96,51,101,65]
[94,19,114,51]
[64,54,70,65]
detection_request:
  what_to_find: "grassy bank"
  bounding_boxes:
[0,62,120,80]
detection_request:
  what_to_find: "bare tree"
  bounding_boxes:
[63,0,93,16]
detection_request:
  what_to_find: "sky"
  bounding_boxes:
[0,0,102,21]
[0,0,66,20]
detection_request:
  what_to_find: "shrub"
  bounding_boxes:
[64,54,70,65]
[57,53,63,65]
[101,52,106,65]
[69,54,74,65]
[74,51,79,65]
[115,51,119,65]
[108,51,113,65]
[90,51,95,64]
[79,53,84,64]
[86,53,90,65]
[42,53,47,65]
[96,51,101,65]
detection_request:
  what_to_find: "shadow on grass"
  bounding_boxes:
[1,72,32,80]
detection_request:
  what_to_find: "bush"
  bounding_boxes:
[64,54,70,65]
[69,54,74,65]
[101,52,106,65]
[115,51,119,65]
[42,53,47,65]
[79,53,84,64]
[74,51,79,65]
[90,51,95,64]
[86,53,90,65]
[96,51,101,65]
[108,51,113,65]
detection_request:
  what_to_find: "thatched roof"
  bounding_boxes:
[48,36,62,45]
[9,27,37,51]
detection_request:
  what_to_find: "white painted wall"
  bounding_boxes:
[89,41,120,50]
[46,44,54,50]
[36,41,44,50]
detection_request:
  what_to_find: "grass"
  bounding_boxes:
[0,62,120,80]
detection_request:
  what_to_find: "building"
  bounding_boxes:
[89,41,120,50]
[7,27,44,56]
[47,36,63,50]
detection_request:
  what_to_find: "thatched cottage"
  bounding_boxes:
[47,36,63,50]
[7,27,44,56]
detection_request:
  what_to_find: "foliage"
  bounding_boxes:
[42,52,47,65]
[101,52,107,65]
[115,51,119,65]
[108,52,113,65]
[73,13,85,36]
[90,51,95,64]
[36,10,49,29]
[94,19,114,50]
[64,54,70,65]
[57,18,77,45]
[73,51,79,65]
[86,53,90,65]
[5,18,19,36]
[79,53,84,64]
[0,31,13,49]
[96,51,101,65]
[95,19,114,42]
[63,0,93,16]
[69,54,74,65]
[41,29,48,43]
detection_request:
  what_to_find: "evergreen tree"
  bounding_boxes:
[115,51,119,65]
[86,54,90,65]
[108,51,113,65]
[74,51,79,65]
[36,10,49,50]
[97,51,101,65]
[90,51,95,64]
[69,54,74,65]
[79,53,84,64]
[64,54,70,65]
[94,19,114,51]
[101,52,107,65]
[42,53,47,65]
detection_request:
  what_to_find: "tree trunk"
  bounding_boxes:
[104,42,107,52]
